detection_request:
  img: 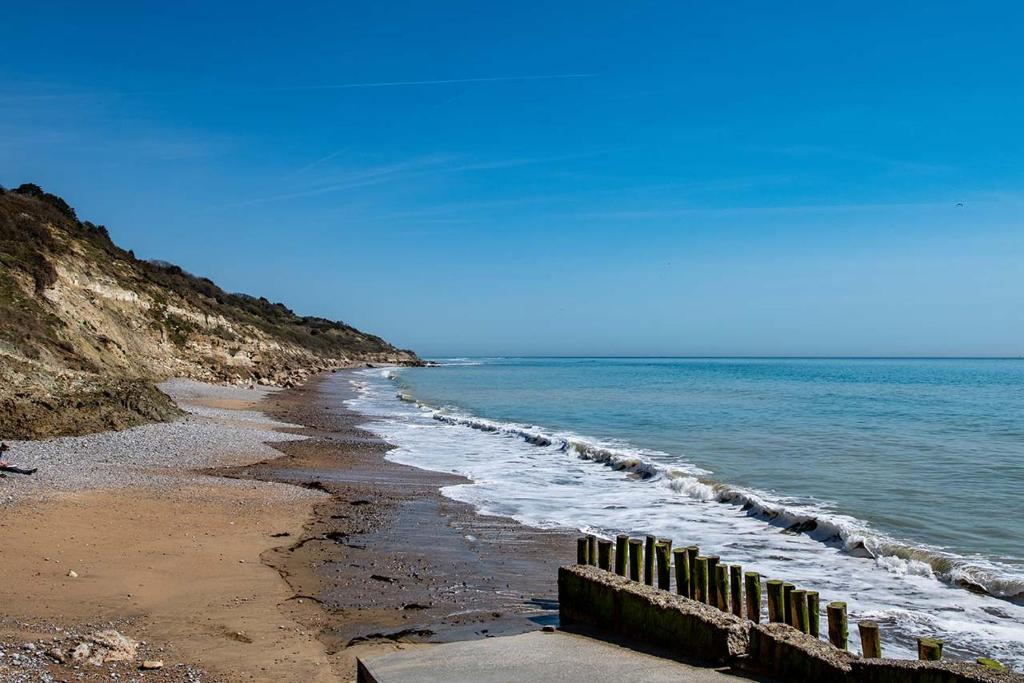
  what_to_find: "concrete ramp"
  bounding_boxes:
[356,630,741,683]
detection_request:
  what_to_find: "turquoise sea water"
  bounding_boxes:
[401,358,1024,566]
[347,357,1024,665]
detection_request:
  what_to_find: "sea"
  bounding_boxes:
[345,357,1024,667]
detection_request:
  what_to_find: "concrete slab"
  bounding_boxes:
[356,630,745,683]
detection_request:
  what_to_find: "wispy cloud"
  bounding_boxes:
[259,73,596,92]
[577,200,960,221]
[748,144,954,175]
[221,155,456,208]
[232,150,605,209]
[285,147,352,179]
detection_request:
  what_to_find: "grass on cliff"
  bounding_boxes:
[0,184,413,361]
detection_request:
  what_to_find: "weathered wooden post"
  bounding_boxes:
[673,547,691,597]
[576,537,589,565]
[658,539,673,589]
[714,564,730,612]
[782,582,795,625]
[806,591,820,638]
[655,542,672,590]
[790,589,809,633]
[686,545,699,585]
[597,539,612,571]
[644,535,656,585]
[694,556,710,604]
[859,621,882,659]
[766,580,785,622]
[729,565,743,617]
[745,572,762,623]
[705,556,721,607]
[615,534,628,576]
[917,637,943,661]
[827,602,848,650]
[587,534,598,566]
[628,538,644,581]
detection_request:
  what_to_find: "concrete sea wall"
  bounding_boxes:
[559,565,1020,683]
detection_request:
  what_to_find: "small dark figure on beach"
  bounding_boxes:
[0,443,38,475]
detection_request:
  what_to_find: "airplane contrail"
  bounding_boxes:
[265,73,596,91]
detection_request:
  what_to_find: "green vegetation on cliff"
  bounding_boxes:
[0,183,419,439]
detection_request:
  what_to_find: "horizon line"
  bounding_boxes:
[421,355,1024,360]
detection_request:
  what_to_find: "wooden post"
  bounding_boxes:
[729,565,743,617]
[766,580,784,623]
[694,557,709,604]
[705,556,721,607]
[597,539,612,571]
[587,534,598,566]
[790,589,809,633]
[576,537,588,565]
[655,543,672,590]
[714,564,730,612]
[628,538,643,581]
[745,572,762,623]
[917,637,943,661]
[686,545,699,586]
[806,591,820,638]
[673,548,691,597]
[614,534,628,576]
[859,621,882,659]
[782,582,795,625]
[827,602,848,650]
[658,539,672,589]
[644,535,656,585]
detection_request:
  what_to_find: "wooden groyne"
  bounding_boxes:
[564,534,1019,683]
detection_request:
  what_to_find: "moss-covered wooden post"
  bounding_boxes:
[917,637,943,661]
[782,582,795,626]
[628,538,643,581]
[729,565,743,617]
[686,545,699,586]
[705,556,721,607]
[694,556,710,604]
[977,658,1007,671]
[614,534,628,576]
[597,539,612,571]
[658,539,673,589]
[766,580,784,623]
[644,535,656,585]
[790,589,809,633]
[859,621,882,659]
[745,572,762,623]
[576,537,588,565]
[806,591,820,638]
[714,564,730,612]
[655,542,672,590]
[827,602,848,650]
[673,548,691,597]
[587,534,598,566]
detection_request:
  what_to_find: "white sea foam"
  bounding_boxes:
[345,368,1024,669]
[430,407,1024,600]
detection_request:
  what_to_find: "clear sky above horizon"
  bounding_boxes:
[2,2,1023,357]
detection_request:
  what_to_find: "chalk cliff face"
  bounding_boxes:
[0,184,420,439]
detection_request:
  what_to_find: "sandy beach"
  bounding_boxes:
[0,371,572,681]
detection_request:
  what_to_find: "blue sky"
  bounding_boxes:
[2,2,1022,356]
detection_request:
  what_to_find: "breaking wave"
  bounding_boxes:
[426,407,1024,601]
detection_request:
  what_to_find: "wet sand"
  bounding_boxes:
[0,370,577,681]
[222,370,576,665]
